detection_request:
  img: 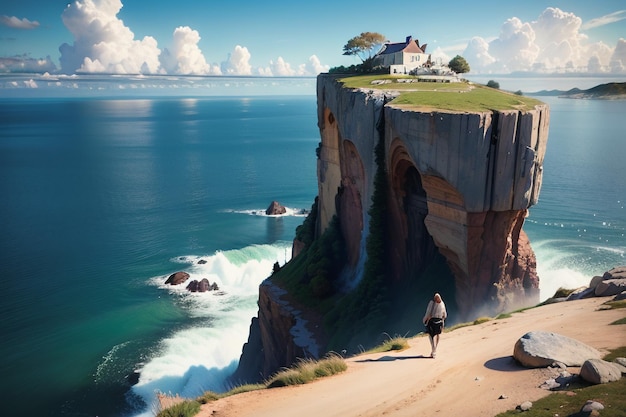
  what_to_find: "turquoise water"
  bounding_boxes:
[523,96,626,296]
[0,95,318,416]
[0,82,624,417]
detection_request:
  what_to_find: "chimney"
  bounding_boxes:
[405,36,412,44]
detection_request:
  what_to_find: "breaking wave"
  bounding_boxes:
[132,243,291,416]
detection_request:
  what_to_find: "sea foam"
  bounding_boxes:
[134,243,291,415]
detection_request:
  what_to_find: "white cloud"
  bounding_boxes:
[269,57,296,76]
[221,45,252,75]
[430,47,452,67]
[259,55,328,76]
[0,56,57,73]
[160,26,221,75]
[50,0,330,77]
[59,0,161,74]
[582,10,626,30]
[462,38,494,70]
[303,55,329,75]
[488,17,540,72]
[0,15,40,30]
[610,38,626,73]
[462,7,625,74]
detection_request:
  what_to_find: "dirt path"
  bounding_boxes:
[196,297,625,417]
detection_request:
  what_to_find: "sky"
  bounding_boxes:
[0,0,625,76]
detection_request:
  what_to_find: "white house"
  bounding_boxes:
[375,36,430,74]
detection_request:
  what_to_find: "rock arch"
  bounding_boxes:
[388,139,437,280]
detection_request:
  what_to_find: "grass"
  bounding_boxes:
[337,74,543,112]
[473,316,492,325]
[156,399,201,417]
[158,353,348,416]
[364,335,410,354]
[495,346,626,417]
[552,287,577,298]
[496,378,626,417]
[444,316,498,332]
[605,299,626,309]
[266,353,347,388]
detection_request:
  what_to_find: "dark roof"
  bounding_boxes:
[379,42,408,55]
[377,36,426,56]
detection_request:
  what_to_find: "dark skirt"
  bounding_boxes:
[427,318,444,336]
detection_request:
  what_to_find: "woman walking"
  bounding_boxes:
[423,293,447,358]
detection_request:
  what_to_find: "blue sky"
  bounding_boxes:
[0,0,625,75]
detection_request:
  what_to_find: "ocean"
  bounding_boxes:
[0,75,624,417]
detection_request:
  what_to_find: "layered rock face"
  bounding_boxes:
[316,75,549,318]
[232,280,320,382]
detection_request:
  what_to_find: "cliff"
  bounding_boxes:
[233,74,549,382]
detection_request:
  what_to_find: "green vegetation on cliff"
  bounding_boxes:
[273,198,345,304]
[339,75,543,112]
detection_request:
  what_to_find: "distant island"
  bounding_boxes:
[530,82,626,99]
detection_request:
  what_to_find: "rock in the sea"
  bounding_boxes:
[266,200,287,215]
[165,271,190,285]
[595,278,626,296]
[580,359,623,384]
[197,278,210,292]
[513,331,601,368]
[185,278,219,292]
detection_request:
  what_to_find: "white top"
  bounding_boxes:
[424,300,447,322]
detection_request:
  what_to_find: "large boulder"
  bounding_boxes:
[566,286,595,301]
[595,279,626,296]
[165,271,190,285]
[603,266,626,280]
[513,331,601,368]
[589,275,605,290]
[266,201,287,215]
[580,359,623,384]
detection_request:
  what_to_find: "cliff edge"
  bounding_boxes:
[233,74,549,382]
[316,75,548,317]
